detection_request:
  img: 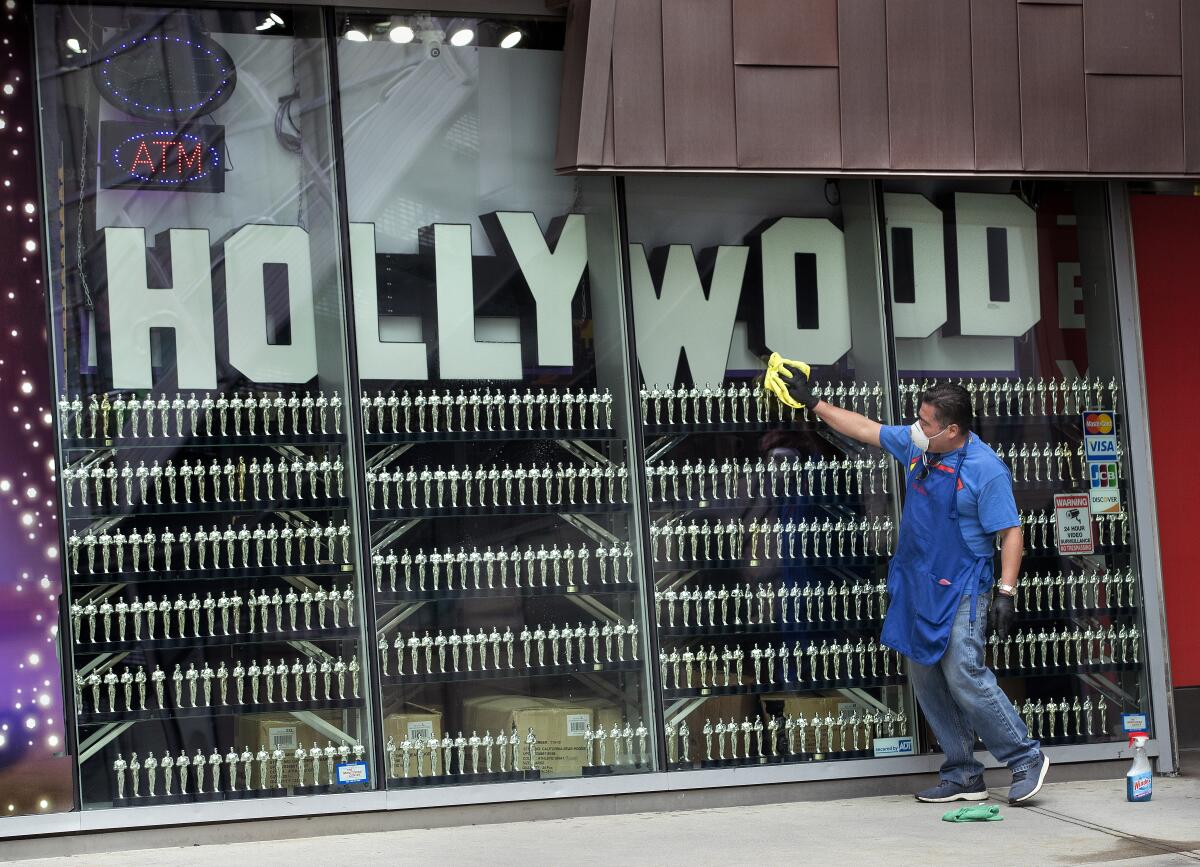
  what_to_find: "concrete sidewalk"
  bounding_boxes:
[8,776,1199,866]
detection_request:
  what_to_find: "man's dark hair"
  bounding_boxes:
[919,382,974,433]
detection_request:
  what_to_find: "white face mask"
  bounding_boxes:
[910,420,949,453]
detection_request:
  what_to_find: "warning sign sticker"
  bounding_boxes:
[1054,492,1094,554]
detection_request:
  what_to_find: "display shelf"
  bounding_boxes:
[373,581,640,603]
[365,429,622,446]
[650,556,885,573]
[62,433,345,453]
[386,769,541,787]
[656,621,883,641]
[995,661,1141,678]
[671,749,875,770]
[643,419,812,437]
[69,562,354,587]
[662,674,905,699]
[368,501,629,521]
[648,495,872,512]
[72,625,361,654]
[111,788,289,807]
[1022,546,1131,561]
[384,659,642,687]
[65,498,348,522]
[1014,610,1139,626]
[78,696,362,726]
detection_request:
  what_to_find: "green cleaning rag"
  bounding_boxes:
[941,805,1003,823]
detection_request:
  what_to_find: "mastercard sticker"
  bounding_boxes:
[1082,410,1119,462]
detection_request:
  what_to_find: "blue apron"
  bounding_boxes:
[881,439,992,666]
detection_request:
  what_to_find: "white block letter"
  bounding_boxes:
[760,217,851,366]
[435,224,522,379]
[954,192,1040,336]
[630,243,747,388]
[350,222,429,380]
[884,193,948,339]
[494,212,587,368]
[105,227,217,390]
[224,225,317,383]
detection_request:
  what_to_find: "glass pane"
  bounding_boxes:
[880,180,1147,752]
[623,176,915,768]
[34,5,375,808]
[334,9,657,785]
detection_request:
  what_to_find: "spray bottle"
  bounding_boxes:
[1126,732,1152,802]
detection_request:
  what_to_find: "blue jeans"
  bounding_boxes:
[906,594,1041,784]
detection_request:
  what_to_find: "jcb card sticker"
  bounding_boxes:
[1089,461,1122,514]
[1054,493,1094,554]
[1083,411,1119,462]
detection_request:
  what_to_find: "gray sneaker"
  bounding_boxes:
[1009,752,1051,804]
[915,778,988,803]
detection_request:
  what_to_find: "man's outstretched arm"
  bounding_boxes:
[809,400,883,448]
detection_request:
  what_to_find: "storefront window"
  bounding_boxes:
[34,5,375,808]
[335,9,657,785]
[880,180,1149,750]
[622,176,916,768]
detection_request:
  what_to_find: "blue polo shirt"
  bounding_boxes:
[879,426,1020,559]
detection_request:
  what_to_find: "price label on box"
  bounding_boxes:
[1054,493,1094,554]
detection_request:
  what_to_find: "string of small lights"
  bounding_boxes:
[0,0,75,819]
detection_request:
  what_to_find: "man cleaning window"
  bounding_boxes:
[764,353,1049,805]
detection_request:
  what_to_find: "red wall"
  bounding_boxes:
[1129,195,1200,688]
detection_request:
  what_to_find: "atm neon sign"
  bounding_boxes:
[100,121,224,193]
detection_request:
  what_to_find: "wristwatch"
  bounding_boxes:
[997,583,1017,597]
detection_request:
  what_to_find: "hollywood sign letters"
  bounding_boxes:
[102,192,1040,389]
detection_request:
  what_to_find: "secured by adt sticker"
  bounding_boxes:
[336,761,369,785]
[872,737,915,758]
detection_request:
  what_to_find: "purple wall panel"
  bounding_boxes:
[0,4,75,819]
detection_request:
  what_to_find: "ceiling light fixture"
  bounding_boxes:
[388,24,415,43]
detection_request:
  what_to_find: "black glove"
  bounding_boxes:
[988,592,1015,642]
[782,372,817,410]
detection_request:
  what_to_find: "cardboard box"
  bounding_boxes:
[235,712,345,788]
[383,711,444,747]
[759,694,846,723]
[674,694,756,763]
[462,695,592,778]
